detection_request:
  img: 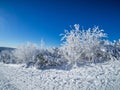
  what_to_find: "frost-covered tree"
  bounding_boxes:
[60,24,107,66]
[13,42,39,66]
[60,24,82,67]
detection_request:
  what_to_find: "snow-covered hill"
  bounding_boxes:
[0,47,15,52]
[0,59,120,90]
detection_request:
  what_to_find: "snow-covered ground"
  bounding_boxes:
[0,60,120,90]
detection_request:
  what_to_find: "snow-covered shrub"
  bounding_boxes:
[60,24,82,66]
[0,50,16,64]
[60,24,107,66]
[92,40,114,63]
[96,40,120,61]
[43,47,64,66]
[35,47,64,69]
[35,53,48,69]
[13,42,40,67]
[113,40,120,59]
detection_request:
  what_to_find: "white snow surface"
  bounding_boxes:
[0,60,120,90]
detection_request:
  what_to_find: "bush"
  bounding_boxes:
[35,54,48,69]
[13,42,40,67]
[35,48,64,69]
[60,24,108,66]
[44,47,64,66]
[0,50,16,64]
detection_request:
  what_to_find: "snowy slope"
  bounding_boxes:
[0,60,120,90]
[0,47,15,52]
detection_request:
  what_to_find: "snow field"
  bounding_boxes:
[0,59,120,90]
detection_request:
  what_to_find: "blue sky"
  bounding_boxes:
[0,0,120,48]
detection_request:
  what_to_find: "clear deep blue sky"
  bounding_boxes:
[0,0,120,47]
